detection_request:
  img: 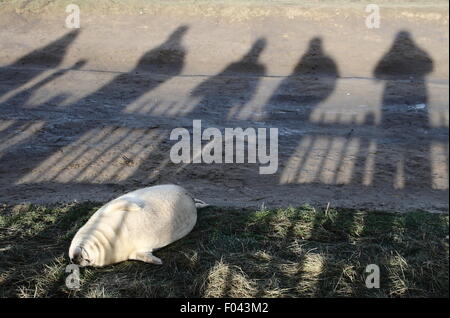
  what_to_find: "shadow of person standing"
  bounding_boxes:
[0,30,80,99]
[371,30,434,189]
[4,26,189,186]
[266,37,339,123]
[73,25,188,116]
[0,30,82,191]
[374,30,433,128]
[188,38,267,123]
[269,37,340,184]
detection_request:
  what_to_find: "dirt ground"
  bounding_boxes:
[0,1,448,212]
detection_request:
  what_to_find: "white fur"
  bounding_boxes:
[69,184,200,267]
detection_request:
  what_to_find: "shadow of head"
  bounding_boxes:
[292,36,339,76]
[242,37,267,62]
[134,25,190,74]
[308,37,323,53]
[14,29,81,68]
[167,25,189,44]
[374,30,434,79]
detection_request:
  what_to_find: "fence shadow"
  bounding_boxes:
[0,28,447,195]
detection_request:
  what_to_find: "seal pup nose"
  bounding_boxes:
[71,246,84,265]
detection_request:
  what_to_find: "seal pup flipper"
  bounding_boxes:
[194,198,209,209]
[130,251,163,265]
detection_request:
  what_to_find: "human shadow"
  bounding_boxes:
[70,25,188,114]
[273,37,340,185]
[188,38,267,122]
[373,30,433,128]
[54,26,189,183]
[1,26,189,187]
[367,30,434,189]
[266,37,339,123]
[0,30,80,99]
[0,30,82,188]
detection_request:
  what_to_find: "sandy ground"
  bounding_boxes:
[0,1,448,212]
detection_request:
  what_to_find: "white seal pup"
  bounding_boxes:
[69,184,207,267]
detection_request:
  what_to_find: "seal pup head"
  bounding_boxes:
[68,198,142,267]
[70,246,90,267]
[69,241,100,267]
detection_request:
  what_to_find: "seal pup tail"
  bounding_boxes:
[194,198,209,209]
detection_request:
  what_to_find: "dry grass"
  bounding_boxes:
[0,203,448,298]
